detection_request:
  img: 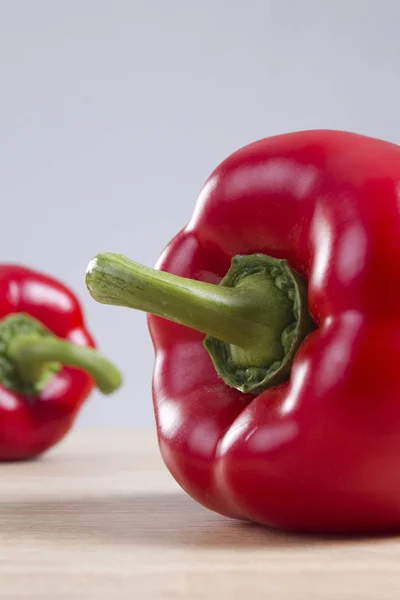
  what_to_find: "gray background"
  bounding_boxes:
[1,1,399,427]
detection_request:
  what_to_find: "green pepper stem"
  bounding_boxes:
[86,252,315,394]
[87,252,298,361]
[87,252,294,344]
[8,334,122,395]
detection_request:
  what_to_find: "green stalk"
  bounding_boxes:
[8,333,122,395]
[86,252,315,394]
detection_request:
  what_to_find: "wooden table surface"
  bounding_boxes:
[1,430,399,599]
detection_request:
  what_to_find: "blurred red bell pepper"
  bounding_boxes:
[86,130,400,533]
[0,264,121,460]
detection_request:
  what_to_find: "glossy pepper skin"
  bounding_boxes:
[87,130,400,534]
[0,264,121,460]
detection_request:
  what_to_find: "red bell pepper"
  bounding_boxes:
[0,264,122,460]
[86,130,400,533]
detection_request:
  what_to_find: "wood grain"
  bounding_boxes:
[0,429,399,599]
